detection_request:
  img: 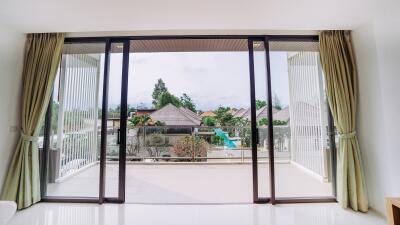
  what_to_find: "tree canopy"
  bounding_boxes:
[152,79,196,111]
[214,106,234,126]
[130,114,165,126]
[156,91,182,109]
[202,116,216,126]
[180,93,196,112]
[152,78,168,107]
[256,100,267,110]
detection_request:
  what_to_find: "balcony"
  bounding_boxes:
[42,125,334,202]
[46,163,332,203]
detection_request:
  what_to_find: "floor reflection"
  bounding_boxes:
[8,203,385,225]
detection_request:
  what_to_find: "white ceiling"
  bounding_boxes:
[0,0,395,34]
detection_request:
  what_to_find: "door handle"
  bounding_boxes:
[117,128,121,145]
[256,128,260,145]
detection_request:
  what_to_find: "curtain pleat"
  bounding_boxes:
[319,30,368,212]
[1,33,65,210]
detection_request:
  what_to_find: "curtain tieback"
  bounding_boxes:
[21,132,38,142]
[339,131,356,139]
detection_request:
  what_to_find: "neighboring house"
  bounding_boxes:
[200,111,216,117]
[149,104,290,126]
[150,103,201,126]
[232,108,246,117]
[233,106,279,122]
[273,107,290,122]
[179,107,202,121]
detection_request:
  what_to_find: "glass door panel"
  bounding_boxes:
[125,39,253,203]
[43,42,105,198]
[268,40,334,198]
[104,42,124,198]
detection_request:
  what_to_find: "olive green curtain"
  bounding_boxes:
[319,30,368,212]
[1,33,65,210]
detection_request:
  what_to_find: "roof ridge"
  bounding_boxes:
[150,103,200,125]
[180,107,202,120]
[177,107,201,125]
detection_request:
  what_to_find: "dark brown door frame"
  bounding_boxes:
[248,38,273,204]
[118,39,130,202]
[248,38,260,203]
[99,39,111,204]
[41,35,336,205]
[100,39,130,204]
[264,37,276,204]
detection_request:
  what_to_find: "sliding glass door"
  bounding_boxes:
[40,35,335,204]
[124,39,255,203]
[100,40,130,203]
[102,42,125,201]
[248,37,336,203]
[267,38,335,201]
[41,42,105,200]
[248,38,272,203]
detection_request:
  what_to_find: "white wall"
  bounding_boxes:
[0,23,25,193]
[353,6,400,216]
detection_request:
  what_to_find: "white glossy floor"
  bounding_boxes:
[8,203,385,225]
[47,163,332,203]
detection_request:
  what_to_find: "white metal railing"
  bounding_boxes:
[56,53,101,180]
[287,51,329,181]
[105,125,291,162]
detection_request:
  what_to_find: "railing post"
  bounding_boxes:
[191,127,194,161]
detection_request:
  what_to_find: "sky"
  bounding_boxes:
[106,51,290,111]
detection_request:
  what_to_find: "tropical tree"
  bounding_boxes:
[214,106,235,126]
[233,117,250,127]
[152,78,168,106]
[202,116,216,126]
[256,100,267,109]
[156,92,181,109]
[130,115,151,126]
[180,93,196,112]
[232,117,251,147]
[129,115,166,126]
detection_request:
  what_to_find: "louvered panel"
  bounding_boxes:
[285,49,328,180]
[57,46,101,181]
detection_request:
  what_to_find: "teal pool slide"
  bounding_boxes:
[214,128,237,149]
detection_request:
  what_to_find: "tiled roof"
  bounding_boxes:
[150,104,201,126]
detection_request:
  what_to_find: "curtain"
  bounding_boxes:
[1,33,65,210]
[319,30,368,212]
